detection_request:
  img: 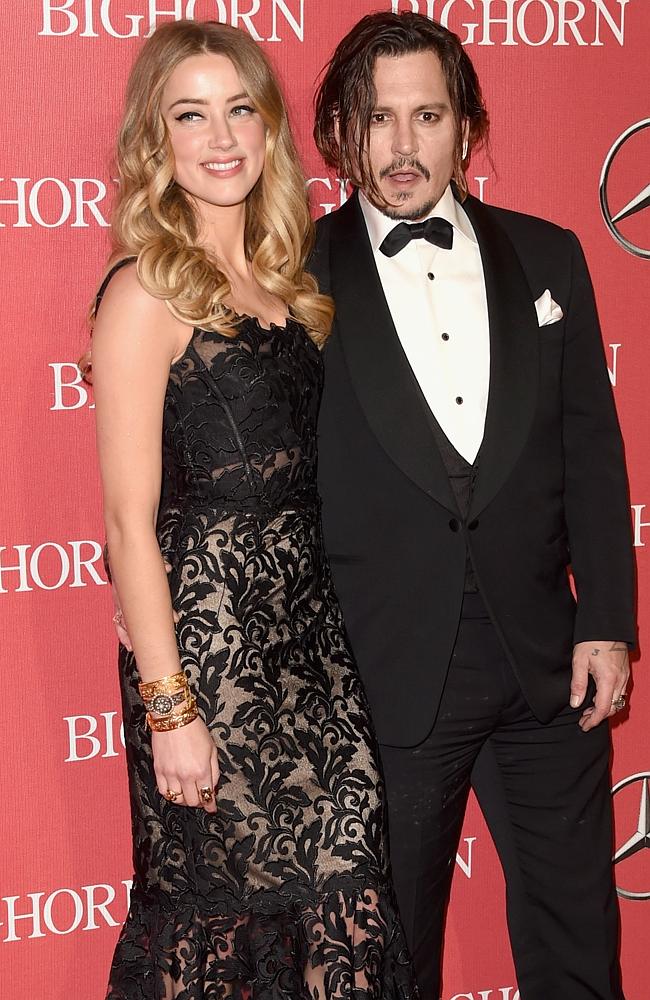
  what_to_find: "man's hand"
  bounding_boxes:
[570,640,630,731]
[111,580,133,651]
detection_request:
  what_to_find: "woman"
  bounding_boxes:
[90,19,417,1000]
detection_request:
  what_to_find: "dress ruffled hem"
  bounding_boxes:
[107,883,418,1000]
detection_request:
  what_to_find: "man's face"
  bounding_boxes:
[365,50,462,221]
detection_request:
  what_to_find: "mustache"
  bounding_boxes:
[379,158,431,182]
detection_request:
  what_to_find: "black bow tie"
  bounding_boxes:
[379,217,454,257]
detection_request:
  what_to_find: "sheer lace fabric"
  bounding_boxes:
[106,316,418,999]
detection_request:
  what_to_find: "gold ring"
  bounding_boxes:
[199,786,214,803]
[612,695,626,712]
[164,789,181,802]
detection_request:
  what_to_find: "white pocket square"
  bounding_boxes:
[534,289,564,326]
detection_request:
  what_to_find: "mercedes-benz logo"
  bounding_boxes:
[612,771,650,900]
[599,119,650,259]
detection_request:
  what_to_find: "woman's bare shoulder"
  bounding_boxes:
[96,261,167,320]
[92,261,182,364]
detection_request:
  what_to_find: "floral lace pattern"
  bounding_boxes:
[107,316,418,999]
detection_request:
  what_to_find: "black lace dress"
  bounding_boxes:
[104,294,418,999]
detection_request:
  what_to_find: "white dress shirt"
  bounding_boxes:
[359,185,490,463]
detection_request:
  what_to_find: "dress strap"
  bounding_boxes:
[95,256,137,315]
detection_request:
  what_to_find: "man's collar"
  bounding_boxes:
[358,184,477,253]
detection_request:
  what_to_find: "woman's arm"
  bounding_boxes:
[93,263,181,680]
[92,263,218,812]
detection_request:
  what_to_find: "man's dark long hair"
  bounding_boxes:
[314,11,489,201]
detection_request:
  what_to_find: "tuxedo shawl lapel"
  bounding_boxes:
[462,195,540,520]
[328,193,457,513]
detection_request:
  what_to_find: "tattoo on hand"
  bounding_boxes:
[590,643,627,657]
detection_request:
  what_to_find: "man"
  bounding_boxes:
[310,11,635,1000]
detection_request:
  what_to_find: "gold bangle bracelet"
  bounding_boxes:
[139,671,188,701]
[143,689,188,717]
[146,697,198,732]
[147,709,198,733]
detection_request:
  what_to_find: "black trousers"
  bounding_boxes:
[380,593,623,1000]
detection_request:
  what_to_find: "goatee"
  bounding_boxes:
[382,198,436,222]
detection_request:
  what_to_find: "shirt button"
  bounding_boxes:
[441,332,450,341]
[427,272,435,280]
[456,396,463,405]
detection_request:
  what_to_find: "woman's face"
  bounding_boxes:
[161,52,266,214]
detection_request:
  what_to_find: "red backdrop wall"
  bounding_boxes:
[1,3,648,998]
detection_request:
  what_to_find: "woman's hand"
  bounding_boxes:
[152,715,219,814]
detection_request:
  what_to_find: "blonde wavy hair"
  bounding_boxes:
[89,19,332,357]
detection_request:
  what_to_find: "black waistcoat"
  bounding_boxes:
[427,414,479,593]
[403,354,479,592]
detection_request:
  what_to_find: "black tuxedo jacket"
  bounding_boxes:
[312,191,636,747]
